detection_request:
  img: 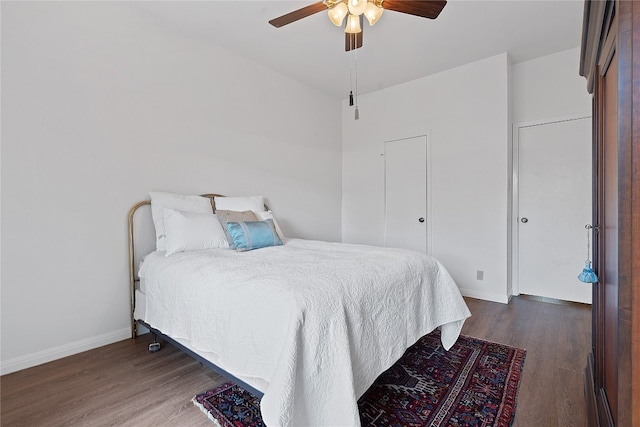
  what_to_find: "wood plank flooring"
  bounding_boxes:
[462,296,591,426]
[1,296,591,426]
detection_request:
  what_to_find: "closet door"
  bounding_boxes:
[384,136,428,254]
[516,118,592,303]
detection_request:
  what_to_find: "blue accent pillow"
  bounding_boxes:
[225,219,283,251]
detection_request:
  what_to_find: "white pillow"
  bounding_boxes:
[150,192,212,251]
[255,210,285,240]
[214,196,265,213]
[163,209,229,256]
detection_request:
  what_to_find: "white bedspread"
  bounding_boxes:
[139,238,471,427]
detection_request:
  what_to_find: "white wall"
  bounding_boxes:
[1,2,342,374]
[341,48,592,305]
[512,47,592,123]
[511,47,593,298]
[342,54,511,303]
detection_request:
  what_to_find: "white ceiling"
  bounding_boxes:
[128,0,585,99]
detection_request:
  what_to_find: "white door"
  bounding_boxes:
[517,117,592,303]
[384,136,428,254]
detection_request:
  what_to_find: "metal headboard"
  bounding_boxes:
[127,194,223,338]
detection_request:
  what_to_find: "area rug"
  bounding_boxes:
[192,330,526,427]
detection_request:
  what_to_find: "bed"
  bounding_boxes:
[129,192,471,427]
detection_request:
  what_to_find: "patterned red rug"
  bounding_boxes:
[193,331,526,427]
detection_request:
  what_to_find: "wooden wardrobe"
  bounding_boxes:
[579,1,639,426]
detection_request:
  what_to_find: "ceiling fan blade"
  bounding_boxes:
[382,0,447,19]
[269,2,327,28]
[345,31,363,51]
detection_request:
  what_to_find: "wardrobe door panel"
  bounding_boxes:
[600,49,618,424]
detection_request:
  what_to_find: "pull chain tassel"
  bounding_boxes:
[349,91,354,106]
[578,224,599,283]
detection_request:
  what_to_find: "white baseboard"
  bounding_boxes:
[1,328,131,375]
[137,323,150,336]
[459,288,510,304]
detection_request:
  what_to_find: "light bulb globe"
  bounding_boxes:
[328,3,348,26]
[345,13,362,34]
[347,0,367,16]
[364,3,383,26]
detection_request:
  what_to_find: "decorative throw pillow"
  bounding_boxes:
[149,191,212,251]
[226,220,283,251]
[216,210,259,249]
[163,209,229,256]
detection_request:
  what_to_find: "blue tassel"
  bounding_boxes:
[578,261,598,283]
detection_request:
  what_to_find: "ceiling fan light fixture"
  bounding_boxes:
[345,13,362,34]
[347,0,368,16]
[364,2,383,26]
[328,2,349,26]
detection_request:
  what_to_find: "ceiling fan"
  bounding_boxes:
[269,0,447,51]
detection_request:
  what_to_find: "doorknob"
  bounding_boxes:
[418,217,425,223]
[521,217,528,223]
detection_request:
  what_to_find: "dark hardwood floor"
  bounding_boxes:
[1,296,590,426]
[462,296,591,426]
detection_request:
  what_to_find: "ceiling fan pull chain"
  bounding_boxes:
[348,49,353,105]
[354,47,360,120]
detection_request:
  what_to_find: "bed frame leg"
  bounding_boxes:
[148,334,161,353]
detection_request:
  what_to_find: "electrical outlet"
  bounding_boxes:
[476,270,484,281]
